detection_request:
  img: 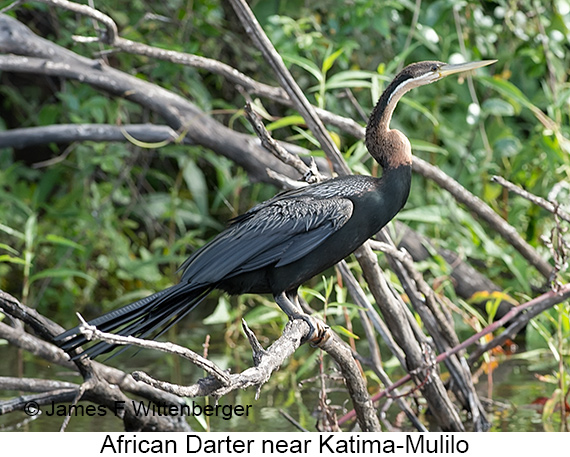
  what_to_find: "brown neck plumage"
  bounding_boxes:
[366,62,440,169]
[365,68,429,170]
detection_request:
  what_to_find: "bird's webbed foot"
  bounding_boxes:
[274,291,330,346]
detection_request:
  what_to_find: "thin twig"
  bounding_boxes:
[492,175,570,223]
[75,313,231,386]
[0,124,193,150]
[244,102,320,183]
[33,0,118,42]
[228,0,351,176]
[414,156,553,278]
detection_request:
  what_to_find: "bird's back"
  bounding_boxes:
[180,169,411,295]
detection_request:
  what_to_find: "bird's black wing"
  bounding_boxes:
[178,194,354,284]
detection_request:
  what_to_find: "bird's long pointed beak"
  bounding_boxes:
[439,60,497,78]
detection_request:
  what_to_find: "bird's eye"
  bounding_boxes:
[431,64,438,72]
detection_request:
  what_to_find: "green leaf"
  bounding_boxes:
[0,255,26,265]
[542,389,564,422]
[24,214,37,249]
[301,288,326,304]
[38,104,60,126]
[180,157,209,216]
[326,301,366,311]
[484,294,503,323]
[322,275,334,301]
[243,306,283,325]
[331,324,360,340]
[321,70,377,91]
[203,296,232,325]
[401,98,439,126]
[482,98,516,117]
[322,48,344,74]
[494,137,522,157]
[0,223,24,240]
[410,139,448,155]
[0,243,20,255]
[266,115,306,131]
[478,76,527,114]
[282,54,323,83]
[396,205,444,224]
[44,234,85,252]
[29,268,97,284]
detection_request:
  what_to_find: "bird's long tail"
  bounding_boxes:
[54,283,212,359]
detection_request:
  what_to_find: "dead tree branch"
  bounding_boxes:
[0,288,380,431]
[492,175,570,223]
[338,282,570,425]
[0,290,191,431]
[228,0,350,176]
[0,14,298,185]
[0,124,194,150]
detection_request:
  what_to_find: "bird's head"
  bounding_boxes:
[367,59,496,168]
[385,59,497,105]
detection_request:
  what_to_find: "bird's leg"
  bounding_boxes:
[274,290,305,321]
[274,291,330,346]
[285,290,304,314]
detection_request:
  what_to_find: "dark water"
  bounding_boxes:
[0,338,564,432]
[474,355,566,432]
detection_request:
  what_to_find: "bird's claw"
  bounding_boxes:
[291,313,330,347]
[308,319,331,347]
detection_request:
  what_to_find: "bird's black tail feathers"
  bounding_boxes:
[54,283,212,360]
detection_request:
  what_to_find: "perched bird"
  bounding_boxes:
[56,60,495,358]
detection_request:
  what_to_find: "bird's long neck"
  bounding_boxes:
[365,73,417,170]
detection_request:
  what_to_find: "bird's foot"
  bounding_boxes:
[291,313,330,347]
[307,319,331,347]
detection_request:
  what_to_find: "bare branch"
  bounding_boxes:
[492,175,570,223]
[33,0,118,42]
[228,0,351,176]
[74,314,231,386]
[0,290,192,431]
[340,281,570,425]
[354,243,466,431]
[80,312,381,431]
[0,124,193,150]
[130,319,311,398]
[243,102,319,183]
[413,157,553,278]
[369,236,489,431]
[0,10,310,184]
[0,377,77,393]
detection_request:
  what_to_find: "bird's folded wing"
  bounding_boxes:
[179,196,354,284]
